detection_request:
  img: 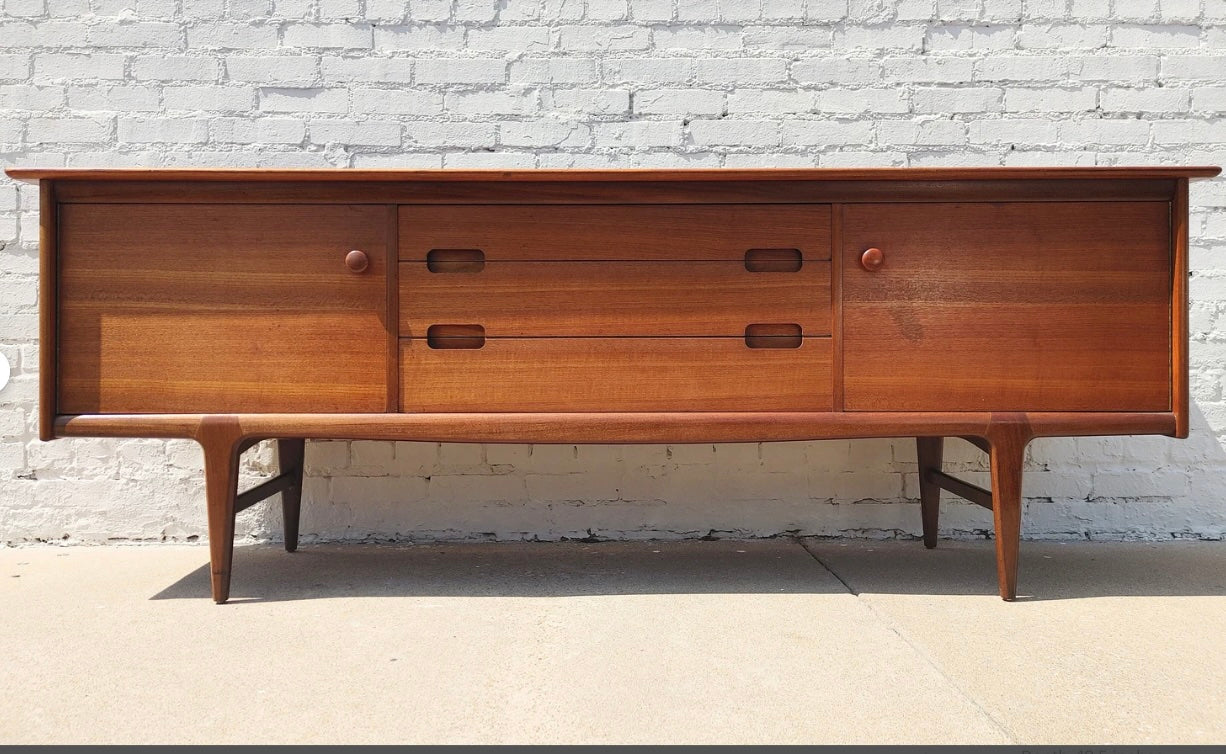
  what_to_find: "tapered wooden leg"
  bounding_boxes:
[198,418,244,604]
[916,437,944,549]
[277,438,305,553]
[987,422,1030,601]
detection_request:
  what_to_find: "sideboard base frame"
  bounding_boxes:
[55,411,1172,603]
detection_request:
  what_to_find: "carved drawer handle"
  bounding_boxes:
[745,248,802,272]
[744,324,802,349]
[428,249,485,273]
[861,247,884,272]
[427,324,486,349]
[345,249,369,273]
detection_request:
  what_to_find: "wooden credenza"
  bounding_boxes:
[8,166,1219,603]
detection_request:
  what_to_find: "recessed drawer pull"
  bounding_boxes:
[427,324,486,349]
[744,248,802,272]
[744,323,803,348]
[427,249,485,273]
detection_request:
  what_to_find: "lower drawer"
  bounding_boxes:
[400,337,833,412]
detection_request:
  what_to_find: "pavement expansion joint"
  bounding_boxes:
[796,537,1018,744]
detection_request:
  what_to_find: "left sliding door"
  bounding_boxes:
[58,204,389,414]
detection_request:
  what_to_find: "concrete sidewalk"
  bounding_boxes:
[1,539,1223,744]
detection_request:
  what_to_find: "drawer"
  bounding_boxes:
[400,205,831,261]
[400,259,831,337]
[400,337,833,412]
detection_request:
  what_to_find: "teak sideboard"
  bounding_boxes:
[7,166,1220,603]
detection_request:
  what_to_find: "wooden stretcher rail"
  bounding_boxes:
[54,411,1178,444]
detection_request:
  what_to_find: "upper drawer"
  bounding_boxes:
[399,205,832,261]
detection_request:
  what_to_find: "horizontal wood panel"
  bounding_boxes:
[401,337,832,412]
[401,204,831,261]
[400,260,832,337]
[54,411,1179,444]
[844,305,1171,411]
[49,179,1183,205]
[843,201,1171,412]
[60,313,390,414]
[59,204,389,414]
[12,166,1218,182]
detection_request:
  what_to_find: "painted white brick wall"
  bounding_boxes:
[1,0,1224,546]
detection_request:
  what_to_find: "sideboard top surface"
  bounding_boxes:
[6,165,1221,184]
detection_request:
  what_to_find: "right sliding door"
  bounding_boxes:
[841,201,1171,412]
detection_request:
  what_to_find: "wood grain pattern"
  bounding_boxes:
[196,416,242,604]
[926,468,994,511]
[987,418,1032,601]
[277,438,305,553]
[427,248,485,272]
[426,324,487,349]
[386,205,400,413]
[831,204,844,411]
[400,204,832,262]
[400,260,832,337]
[58,204,390,414]
[744,323,803,348]
[401,337,833,412]
[39,180,57,441]
[843,201,1172,412]
[46,178,1186,206]
[9,166,1220,183]
[916,436,943,548]
[1172,178,1190,438]
[53,411,1178,444]
[743,248,802,272]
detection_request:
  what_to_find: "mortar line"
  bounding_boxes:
[796,537,1018,745]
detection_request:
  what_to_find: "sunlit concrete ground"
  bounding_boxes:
[1,539,1223,744]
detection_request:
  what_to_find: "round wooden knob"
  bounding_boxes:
[345,249,369,273]
[861,247,884,271]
